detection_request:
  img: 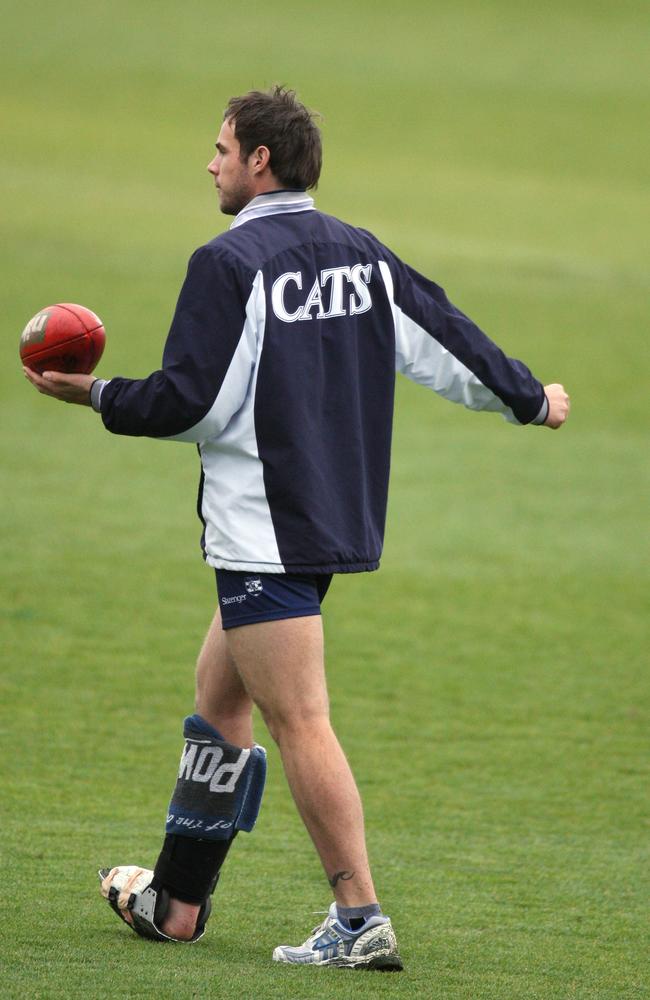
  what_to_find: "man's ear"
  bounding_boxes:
[250,144,271,175]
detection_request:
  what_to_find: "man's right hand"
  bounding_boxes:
[23,367,95,406]
[543,383,570,428]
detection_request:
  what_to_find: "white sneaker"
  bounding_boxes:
[272,903,403,970]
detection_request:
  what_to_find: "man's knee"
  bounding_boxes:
[259,704,330,746]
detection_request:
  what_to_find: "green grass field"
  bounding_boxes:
[2,2,649,997]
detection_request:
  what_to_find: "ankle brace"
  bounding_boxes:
[153,833,236,904]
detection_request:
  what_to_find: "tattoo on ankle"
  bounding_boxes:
[328,870,355,888]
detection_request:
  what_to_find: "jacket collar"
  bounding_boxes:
[230,190,315,230]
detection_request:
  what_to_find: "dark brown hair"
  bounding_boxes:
[224,86,322,190]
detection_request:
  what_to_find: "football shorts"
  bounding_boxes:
[215,570,332,629]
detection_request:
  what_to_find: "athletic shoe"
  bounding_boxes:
[272,902,403,970]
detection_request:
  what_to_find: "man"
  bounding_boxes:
[24,86,569,971]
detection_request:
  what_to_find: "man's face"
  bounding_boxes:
[207,119,256,216]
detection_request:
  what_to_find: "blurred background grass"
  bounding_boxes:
[1,2,648,998]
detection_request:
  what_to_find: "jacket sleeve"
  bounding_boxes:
[99,246,261,441]
[377,252,547,425]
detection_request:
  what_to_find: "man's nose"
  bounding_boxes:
[207,155,219,175]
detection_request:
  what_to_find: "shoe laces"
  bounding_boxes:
[309,910,334,936]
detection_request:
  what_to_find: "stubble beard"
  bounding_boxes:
[219,175,255,217]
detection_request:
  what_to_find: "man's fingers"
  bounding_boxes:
[24,366,55,395]
[23,368,66,398]
[42,370,90,387]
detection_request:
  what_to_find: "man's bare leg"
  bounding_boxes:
[226,615,378,908]
[139,610,255,940]
[194,608,254,747]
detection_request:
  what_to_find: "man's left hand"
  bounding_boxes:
[23,367,95,406]
[543,383,570,429]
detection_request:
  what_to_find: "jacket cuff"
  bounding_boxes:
[531,394,549,425]
[90,378,109,413]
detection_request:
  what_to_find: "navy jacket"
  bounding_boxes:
[98,191,547,573]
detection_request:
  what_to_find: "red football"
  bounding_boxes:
[19,303,106,375]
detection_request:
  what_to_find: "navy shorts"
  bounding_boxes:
[215,570,333,630]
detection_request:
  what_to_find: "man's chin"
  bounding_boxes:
[218,193,247,217]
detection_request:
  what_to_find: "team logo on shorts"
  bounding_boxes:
[244,577,263,596]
